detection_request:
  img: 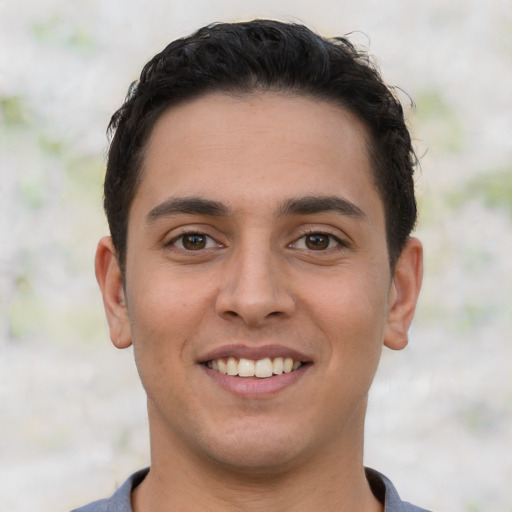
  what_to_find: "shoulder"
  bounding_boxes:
[71,498,110,512]
[365,467,433,512]
[70,468,149,512]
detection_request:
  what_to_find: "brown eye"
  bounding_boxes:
[167,232,222,252]
[182,234,208,250]
[304,234,330,250]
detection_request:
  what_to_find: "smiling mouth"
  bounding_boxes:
[205,357,304,379]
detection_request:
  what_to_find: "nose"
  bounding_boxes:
[215,242,295,327]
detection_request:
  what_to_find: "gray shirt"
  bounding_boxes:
[71,467,431,512]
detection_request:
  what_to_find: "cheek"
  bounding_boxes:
[317,269,388,326]
[125,271,209,367]
[308,270,390,367]
[126,286,202,414]
[128,262,209,324]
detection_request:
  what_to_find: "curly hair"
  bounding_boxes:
[105,20,417,274]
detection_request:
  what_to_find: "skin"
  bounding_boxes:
[95,92,423,512]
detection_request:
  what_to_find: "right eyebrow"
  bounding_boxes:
[278,195,367,221]
[145,196,230,224]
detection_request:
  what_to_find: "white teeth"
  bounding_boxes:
[272,357,284,375]
[255,358,273,378]
[283,357,294,373]
[218,359,227,374]
[207,356,303,378]
[226,356,238,376]
[238,358,255,377]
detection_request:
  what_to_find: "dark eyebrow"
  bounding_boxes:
[146,196,230,223]
[279,195,367,221]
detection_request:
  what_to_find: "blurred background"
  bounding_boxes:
[0,1,511,511]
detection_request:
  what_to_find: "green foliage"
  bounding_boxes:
[20,179,48,210]
[416,192,449,226]
[413,89,465,154]
[461,402,490,432]
[39,135,66,157]
[456,302,496,334]
[448,167,512,216]
[414,299,448,325]
[17,132,105,212]
[63,153,105,205]
[8,274,42,340]
[31,15,62,41]
[8,276,105,346]
[418,166,512,227]
[0,95,30,127]
[31,13,95,53]
[415,90,449,120]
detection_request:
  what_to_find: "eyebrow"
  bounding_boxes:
[146,196,230,223]
[279,195,367,221]
[145,194,367,224]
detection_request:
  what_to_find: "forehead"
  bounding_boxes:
[133,92,382,222]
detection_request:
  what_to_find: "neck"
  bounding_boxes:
[132,400,383,512]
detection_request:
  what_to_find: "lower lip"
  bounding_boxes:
[200,364,311,398]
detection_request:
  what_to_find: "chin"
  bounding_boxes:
[199,420,311,474]
[209,444,302,475]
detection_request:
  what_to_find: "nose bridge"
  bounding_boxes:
[215,231,294,325]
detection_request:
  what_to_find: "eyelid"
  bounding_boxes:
[165,228,223,250]
[290,229,349,250]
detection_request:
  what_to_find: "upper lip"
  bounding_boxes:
[198,344,312,364]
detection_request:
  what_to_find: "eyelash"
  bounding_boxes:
[166,229,348,253]
[292,230,348,251]
[166,230,221,251]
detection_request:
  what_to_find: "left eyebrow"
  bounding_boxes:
[145,196,230,224]
[278,195,367,221]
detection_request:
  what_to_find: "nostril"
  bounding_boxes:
[223,309,281,320]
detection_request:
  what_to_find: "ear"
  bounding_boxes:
[384,237,423,351]
[95,236,132,349]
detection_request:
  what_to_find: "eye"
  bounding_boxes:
[169,232,219,251]
[293,232,342,251]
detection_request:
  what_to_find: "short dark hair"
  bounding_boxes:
[105,19,417,274]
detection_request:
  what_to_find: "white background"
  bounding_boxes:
[1,1,511,511]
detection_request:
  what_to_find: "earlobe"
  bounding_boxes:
[95,236,132,349]
[384,238,423,351]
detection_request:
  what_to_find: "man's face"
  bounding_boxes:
[102,92,416,471]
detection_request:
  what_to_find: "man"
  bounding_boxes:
[76,20,427,512]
